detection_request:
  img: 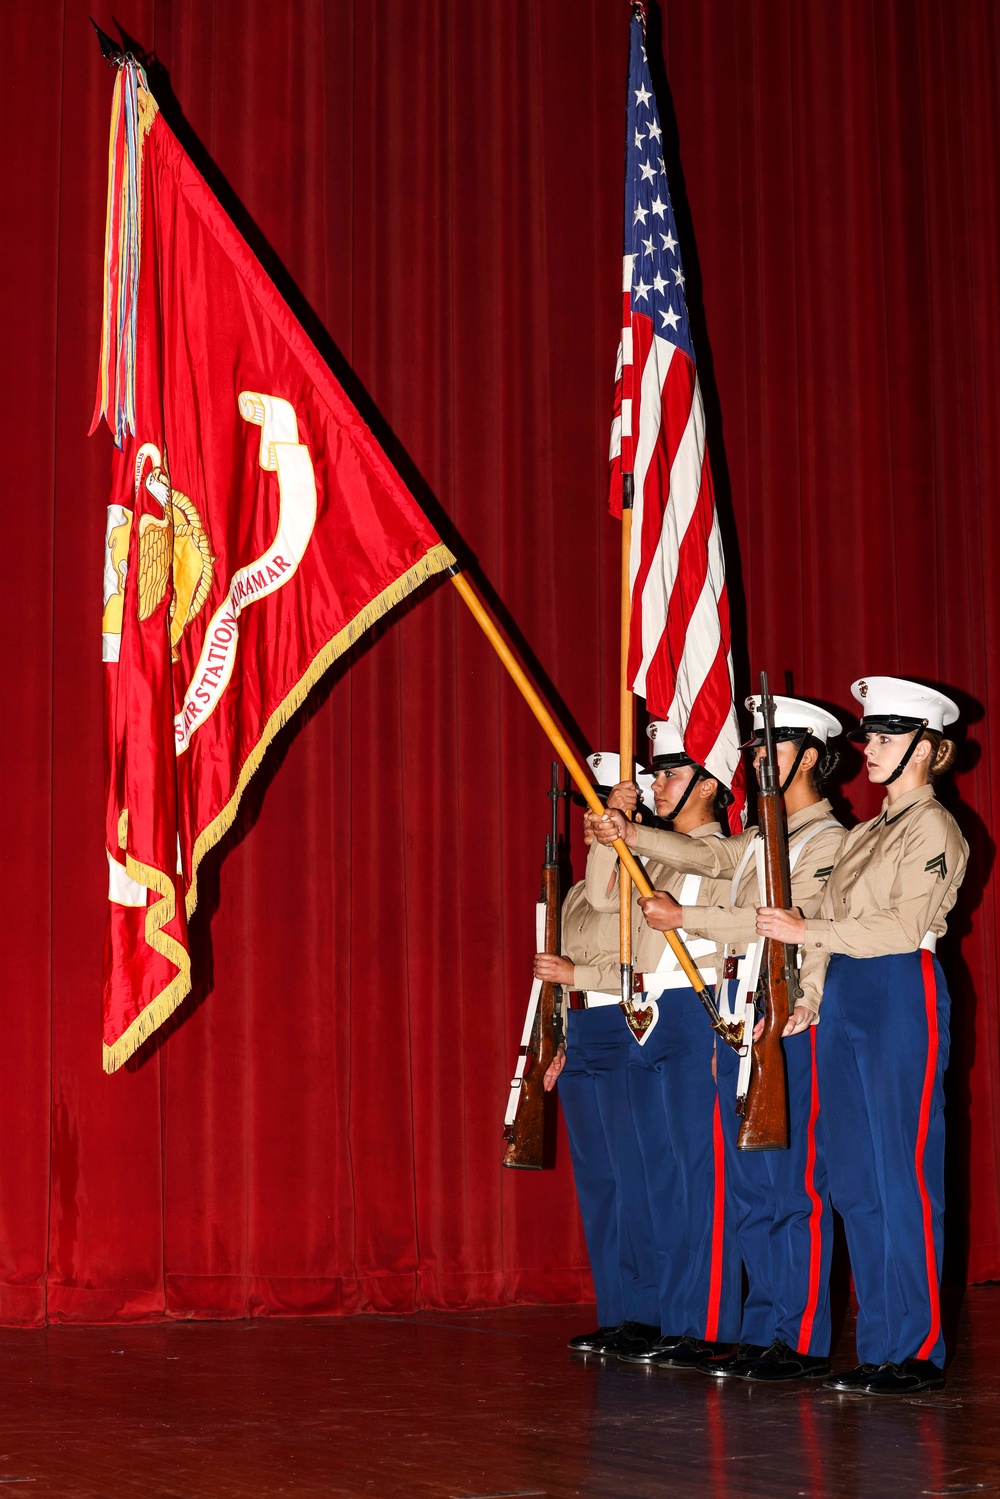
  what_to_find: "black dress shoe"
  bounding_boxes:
[856,1359,945,1396]
[581,1321,660,1357]
[823,1362,881,1392]
[567,1324,622,1352]
[698,1342,768,1378]
[651,1336,729,1369]
[617,1334,688,1366]
[740,1340,831,1382]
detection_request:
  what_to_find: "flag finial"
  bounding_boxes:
[90,18,125,66]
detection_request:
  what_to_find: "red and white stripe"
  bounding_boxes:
[610,259,745,828]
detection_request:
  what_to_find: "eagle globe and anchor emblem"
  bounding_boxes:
[103,392,319,749]
[102,443,215,663]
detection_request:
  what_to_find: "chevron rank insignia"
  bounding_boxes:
[814,865,834,885]
[925,853,948,880]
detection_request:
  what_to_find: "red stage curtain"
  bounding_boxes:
[1,0,998,1324]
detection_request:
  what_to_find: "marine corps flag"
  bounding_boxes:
[94,61,453,1071]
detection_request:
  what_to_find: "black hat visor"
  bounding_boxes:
[740,727,818,752]
[846,715,927,744]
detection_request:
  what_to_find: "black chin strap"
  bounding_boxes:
[664,766,706,823]
[883,727,925,786]
[780,737,810,796]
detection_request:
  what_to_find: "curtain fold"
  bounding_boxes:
[0,0,997,1324]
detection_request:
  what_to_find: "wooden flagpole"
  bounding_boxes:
[448,568,720,1011]
[618,480,635,1005]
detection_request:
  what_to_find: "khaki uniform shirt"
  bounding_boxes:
[560,880,621,995]
[631,799,847,957]
[798,784,969,1016]
[584,822,725,979]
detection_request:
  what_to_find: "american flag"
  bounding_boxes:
[609,10,745,831]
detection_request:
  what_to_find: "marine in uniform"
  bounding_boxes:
[585,722,742,1369]
[760,678,968,1396]
[592,697,846,1381]
[535,754,661,1357]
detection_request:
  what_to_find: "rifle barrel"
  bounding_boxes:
[737,669,791,1151]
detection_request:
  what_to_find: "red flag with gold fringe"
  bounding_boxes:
[95,62,453,1071]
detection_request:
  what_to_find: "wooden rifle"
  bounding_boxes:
[737,671,799,1151]
[502,764,568,1169]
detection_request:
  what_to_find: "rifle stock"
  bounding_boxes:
[502,768,566,1169]
[736,673,797,1152]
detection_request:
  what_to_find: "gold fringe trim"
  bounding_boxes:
[103,848,192,1073]
[102,542,454,1072]
[136,85,159,140]
[185,542,455,919]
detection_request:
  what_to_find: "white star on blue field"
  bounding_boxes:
[624,18,695,364]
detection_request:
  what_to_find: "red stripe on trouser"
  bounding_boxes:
[795,1027,823,1353]
[704,1096,725,1341]
[916,950,942,1360]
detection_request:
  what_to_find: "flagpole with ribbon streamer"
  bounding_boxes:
[92,45,460,1070]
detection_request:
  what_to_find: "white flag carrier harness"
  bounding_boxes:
[632,836,724,1046]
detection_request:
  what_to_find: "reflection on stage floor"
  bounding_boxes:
[0,1289,998,1496]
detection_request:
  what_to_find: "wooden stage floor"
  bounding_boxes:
[2,1290,999,1497]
